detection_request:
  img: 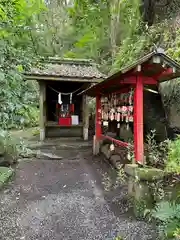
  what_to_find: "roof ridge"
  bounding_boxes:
[41,57,94,66]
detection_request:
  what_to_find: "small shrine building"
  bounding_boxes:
[24,58,105,140]
[80,51,180,163]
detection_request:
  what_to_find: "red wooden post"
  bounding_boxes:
[95,94,101,138]
[93,94,101,155]
[134,74,144,163]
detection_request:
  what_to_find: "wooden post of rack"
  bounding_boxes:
[82,94,89,140]
[39,81,46,141]
[93,94,101,155]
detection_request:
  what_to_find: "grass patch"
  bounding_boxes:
[0,167,14,189]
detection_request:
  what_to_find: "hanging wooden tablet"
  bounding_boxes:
[104,103,108,113]
[121,113,124,122]
[129,105,133,113]
[109,110,114,121]
[103,121,109,126]
[117,106,121,112]
[117,112,120,122]
[101,110,104,120]
[104,112,108,120]
[129,115,133,122]
[110,143,115,151]
[111,108,115,113]
[126,115,129,130]
[129,89,133,105]
[111,113,114,121]
[115,112,117,121]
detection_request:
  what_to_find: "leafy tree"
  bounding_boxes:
[0,0,46,129]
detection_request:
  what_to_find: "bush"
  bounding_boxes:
[0,130,32,166]
[166,136,180,173]
[146,130,168,168]
[152,200,180,239]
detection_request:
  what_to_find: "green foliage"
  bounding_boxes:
[152,200,180,239]
[0,0,45,129]
[0,0,179,132]
[0,130,31,163]
[174,228,180,239]
[144,130,180,175]
[113,236,123,240]
[146,130,168,168]
[0,41,39,129]
[166,136,180,173]
[64,0,180,75]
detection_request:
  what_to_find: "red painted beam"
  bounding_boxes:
[95,95,101,138]
[101,135,132,148]
[97,75,157,92]
[143,77,157,85]
[98,76,136,90]
[152,67,173,80]
[134,75,144,163]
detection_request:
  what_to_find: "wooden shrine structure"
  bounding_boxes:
[24,58,105,140]
[80,51,180,163]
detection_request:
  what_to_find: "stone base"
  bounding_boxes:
[100,144,111,159]
[124,164,166,218]
[40,128,45,141]
[100,143,129,169]
[93,136,100,155]
[45,125,83,138]
[125,164,165,181]
[83,127,88,141]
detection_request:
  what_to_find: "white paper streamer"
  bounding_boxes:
[58,93,62,104]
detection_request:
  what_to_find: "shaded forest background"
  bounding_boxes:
[0,0,180,130]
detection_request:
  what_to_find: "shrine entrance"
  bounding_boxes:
[80,51,180,163]
[46,81,83,123]
[24,58,105,141]
[45,81,84,138]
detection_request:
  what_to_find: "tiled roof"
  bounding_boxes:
[25,58,106,79]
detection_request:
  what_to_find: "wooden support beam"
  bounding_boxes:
[152,67,173,80]
[134,74,144,163]
[95,76,157,94]
[39,82,46,141]
[24,75,103,83]
[143,77,157,85]
[82,94,89,141]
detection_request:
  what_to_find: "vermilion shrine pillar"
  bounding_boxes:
[134,74,144,163]
[39,81,46,141]
[82,94,89,140]
[93,94,101,155]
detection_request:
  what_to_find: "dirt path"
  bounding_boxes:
[0,140,156,240]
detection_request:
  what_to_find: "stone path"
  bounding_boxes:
[0,141,156,240]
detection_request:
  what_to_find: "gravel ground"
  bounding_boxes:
[0,141,157,240]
